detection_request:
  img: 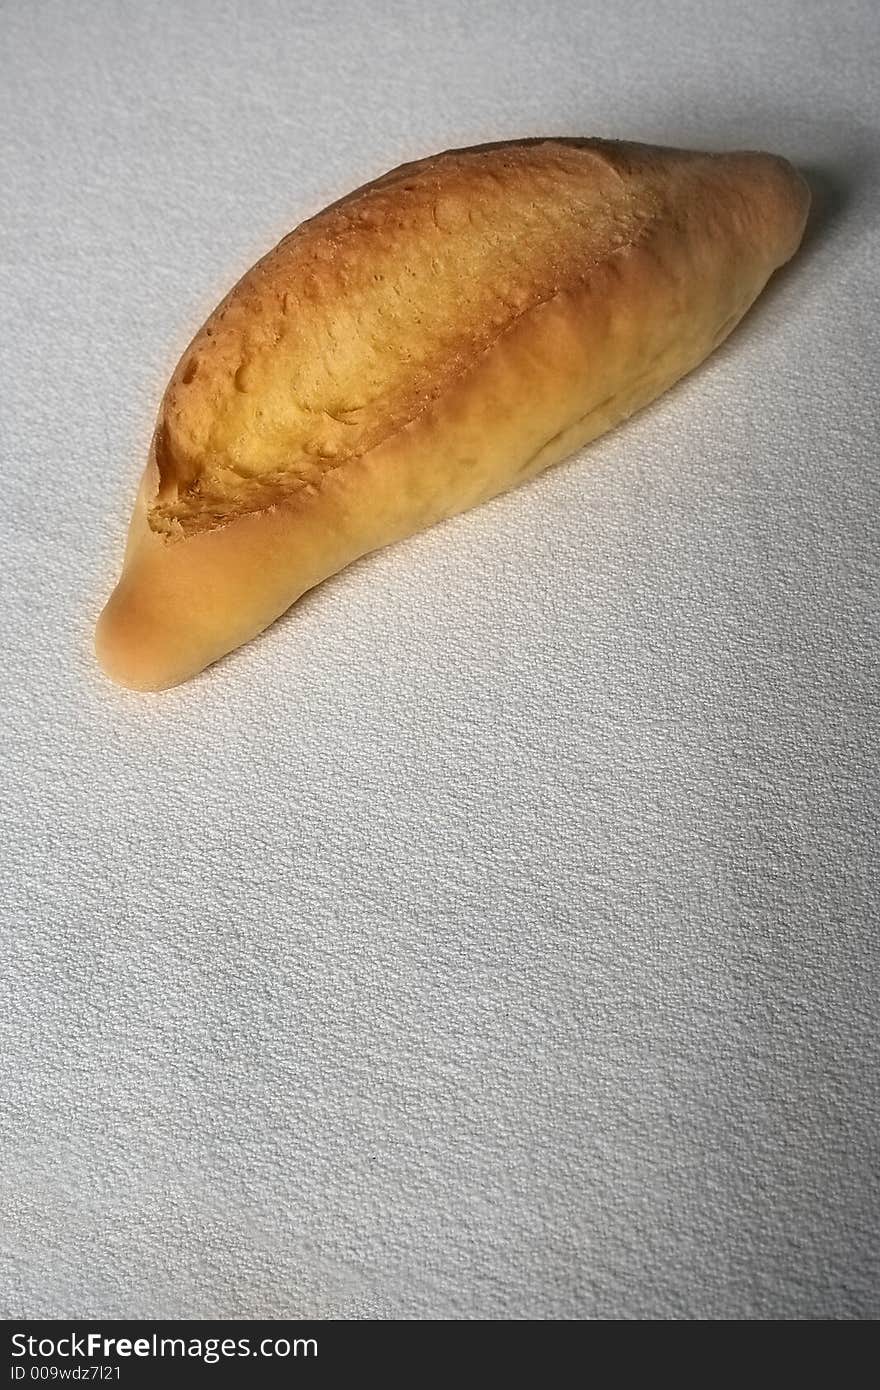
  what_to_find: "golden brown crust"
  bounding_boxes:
[96,138,809,690]
[153,140,661,533]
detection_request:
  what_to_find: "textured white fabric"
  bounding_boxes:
[1,0,878,1320]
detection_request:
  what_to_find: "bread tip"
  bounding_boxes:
[94,584,176,693]
[736,149,811,261]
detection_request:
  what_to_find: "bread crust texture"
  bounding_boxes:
[95,138,809,689]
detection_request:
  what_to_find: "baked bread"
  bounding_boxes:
[96,138,809,690]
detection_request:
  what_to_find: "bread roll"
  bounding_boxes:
[95,138,809,690]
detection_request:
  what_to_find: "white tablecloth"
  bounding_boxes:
[2,0,877,1319]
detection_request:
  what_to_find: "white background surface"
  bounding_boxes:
[1,0,878,1319]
